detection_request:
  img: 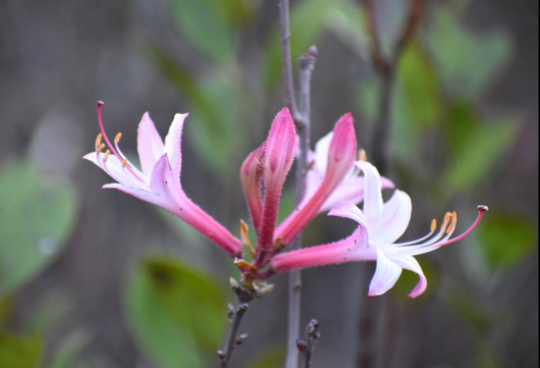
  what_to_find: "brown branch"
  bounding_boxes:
[285,47,317,368]
[279,0,302,124]
[218,277,259,368]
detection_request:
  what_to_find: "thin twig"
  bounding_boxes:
[285,48,317,368]
[218,302,250,368]
[279,0,301,123]
[297,319,321,368]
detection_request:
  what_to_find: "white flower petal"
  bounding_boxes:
[313,131,333,172]
[392,255,428,298]
[356,161,384,225]
[328,203,367,227]
[164,113,188,181]
[370,190,412,244]
[368,250,403,296]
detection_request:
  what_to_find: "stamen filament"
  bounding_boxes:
[96,101,144,182]
[394,206,488,256]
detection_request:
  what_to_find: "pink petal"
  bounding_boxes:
[137,112,165,177]
[150,154,179,205]
[164,113,188,181]
[356,161,383,224]
[392,255,427,298]
[328,203,367,227]
[83,152,148,190]
[103,183,174,213]
[368,250,402,296]
[369,190,412,245]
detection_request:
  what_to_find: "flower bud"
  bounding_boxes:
[257,108,296,250]
[240,142,266,232]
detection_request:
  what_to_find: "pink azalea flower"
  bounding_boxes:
[84,102,243,257]
[275,131,394,240]
[271,160,488,298]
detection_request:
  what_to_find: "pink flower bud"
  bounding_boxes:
[240,142,266,232]
[257,108,296,250]
[276,113,357,245]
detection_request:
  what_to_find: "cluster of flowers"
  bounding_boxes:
[85,104,487,298]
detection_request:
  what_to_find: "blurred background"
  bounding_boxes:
[0,0,537,367]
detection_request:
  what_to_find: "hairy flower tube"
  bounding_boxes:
[271,160,488,297]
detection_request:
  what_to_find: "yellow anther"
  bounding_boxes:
[358,149,367,162]
[114,132,122,145]
[97,143,105,154]
[122,158,128,168]
[440,212,452,231]
[240,220,255,258]
[446,212,458,234]
[104,149,110,162]
[95,133,102,149]
[430,219,437,233]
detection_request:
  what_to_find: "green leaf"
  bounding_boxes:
[478,212,536,271]
[397,41,443,128]
[0,333,42,368]
[441,115,518,193]
[430,7,512,99]
[168,0,236,60]
[264,0,357,89]
[126,256,227,368]
[0,161,77,293]
[218,0,259,26]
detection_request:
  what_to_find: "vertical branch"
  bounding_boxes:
[219,302,250,368]
[286,47,317,368]
[279,0,300,122]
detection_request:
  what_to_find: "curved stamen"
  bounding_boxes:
[395,206,488,256]
[395,212,452,248]
[114,132,144,177]
[96,101,144,182]
[97,101,122,162]
[394,219,437,246]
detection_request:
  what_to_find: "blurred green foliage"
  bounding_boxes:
[0,333,42,368]
[479,212,537,271]
[126,256,227,368]
[0,161,77,294]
